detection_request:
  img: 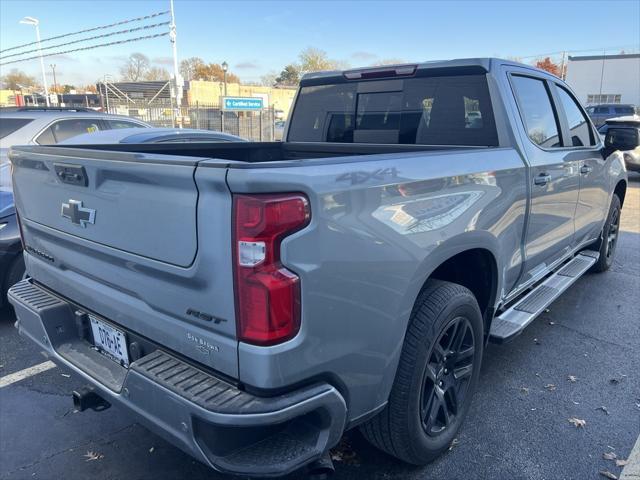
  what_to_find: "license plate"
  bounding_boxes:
[90,315,130,367]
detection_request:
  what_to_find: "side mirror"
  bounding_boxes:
[605,127,639,151]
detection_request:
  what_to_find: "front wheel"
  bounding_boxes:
[590,194,621,273]
[360,280,484,464]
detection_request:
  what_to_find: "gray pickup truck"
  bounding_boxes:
[8,58,628,478]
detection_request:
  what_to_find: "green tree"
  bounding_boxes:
[0,69,37,90]
[275,64,300,86]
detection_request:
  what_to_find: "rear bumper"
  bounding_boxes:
[8,279,347,477]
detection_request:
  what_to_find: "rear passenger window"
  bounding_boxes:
[36,119,101,144]
[556,86,595,147]
[107,120,145,129]
[511,75,561,148]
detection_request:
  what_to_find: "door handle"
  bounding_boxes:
[580,165,593,175]
[534,174,551,186]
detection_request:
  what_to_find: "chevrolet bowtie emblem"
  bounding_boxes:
[61,200,96,228]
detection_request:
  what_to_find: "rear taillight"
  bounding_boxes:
[233,193,310,346]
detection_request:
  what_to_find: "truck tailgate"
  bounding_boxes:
[11,146,198,266]
[10,146,239,378]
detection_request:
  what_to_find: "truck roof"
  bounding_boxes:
[300,57,540,85]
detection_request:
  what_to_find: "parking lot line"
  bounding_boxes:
[0,361,56,388]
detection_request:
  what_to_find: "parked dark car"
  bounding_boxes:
[586,103,636,127]
[599,116,640,172]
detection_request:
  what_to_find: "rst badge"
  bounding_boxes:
[61,199,96,228]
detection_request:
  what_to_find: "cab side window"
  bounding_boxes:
[511,75,562,148]
[107,120,145,129]
[556,86,595,147]
[36,119,102,144]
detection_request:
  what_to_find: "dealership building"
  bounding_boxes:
[565,53,640,106]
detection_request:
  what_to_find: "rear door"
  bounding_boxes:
[508,72,580,286]
[550,82,608,246]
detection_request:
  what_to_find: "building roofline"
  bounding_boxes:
[568,53,640,61]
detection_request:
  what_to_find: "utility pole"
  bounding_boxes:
[20,17,50,106]
[169,0,182,127]
[559,51,566,80]
[50,64,58,104]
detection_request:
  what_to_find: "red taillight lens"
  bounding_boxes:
[233,193,310,346]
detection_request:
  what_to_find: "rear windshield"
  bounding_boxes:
[614,106,635,115]
[288,74,498,146]
[0,118,33,139]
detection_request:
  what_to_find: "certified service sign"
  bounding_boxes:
[221,96,264,111]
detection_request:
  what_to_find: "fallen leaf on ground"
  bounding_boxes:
[568,417,586,428]
[83,451,103,462]
[544,384,557,391]
[533,338,541,345]
[596,406,610,415]
[149,447,154,453]
[448,438,460,451]
[520,387,529,394]
[572,401,580,405]
[609,377,621,385]
[330,438,359,466]
[548,321,555,325]
[599,471,617,480]
[603,452,617,460]
[567,375,577,383]
[616,459,628,467]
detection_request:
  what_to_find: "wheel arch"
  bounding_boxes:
[614,179,627,207]
[372,235,501,420]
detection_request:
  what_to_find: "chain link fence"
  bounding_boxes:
[104,101,277,141]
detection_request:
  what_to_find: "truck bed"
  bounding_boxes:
[47,140,486,164]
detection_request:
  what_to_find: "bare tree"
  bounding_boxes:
[144,67,170,81]
[119,53,150,81]
[370,58,406,66]
[179,56,205,81]
[298,47,344,74]
[0,69,38,90]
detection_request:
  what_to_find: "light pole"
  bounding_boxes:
[49,64,58,104]
[103,74,113,113]
[222,61,228,97]
[20,16,50,107]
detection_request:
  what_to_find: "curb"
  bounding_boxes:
[621,434,640,480]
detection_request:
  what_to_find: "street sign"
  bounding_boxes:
[221,96,264,111]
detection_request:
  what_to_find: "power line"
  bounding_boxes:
[0,21,170,61]
[0,10,170,54]
[0,32,170,67]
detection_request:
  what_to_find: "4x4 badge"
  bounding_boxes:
[61,199,96,228]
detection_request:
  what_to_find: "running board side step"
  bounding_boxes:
[489,251,599,343]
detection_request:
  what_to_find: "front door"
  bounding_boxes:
[551,84,609,246]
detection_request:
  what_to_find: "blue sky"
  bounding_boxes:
[1,0,639,87]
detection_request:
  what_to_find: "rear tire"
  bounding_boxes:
[360,280,483,464]
[590,194,621,273]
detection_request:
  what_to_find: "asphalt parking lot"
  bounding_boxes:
[1,175,639,480]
